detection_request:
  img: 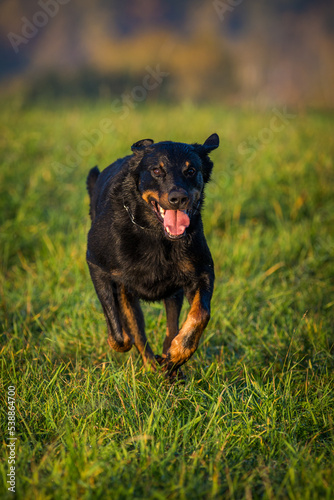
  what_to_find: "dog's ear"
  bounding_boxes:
[202,133,219,153]
[192,133,219,183]
[131,139,154,153]
[128,139,154,174]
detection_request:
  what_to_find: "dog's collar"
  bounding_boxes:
[123,201,151,231]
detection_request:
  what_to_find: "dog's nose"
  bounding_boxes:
[168,189,189,209]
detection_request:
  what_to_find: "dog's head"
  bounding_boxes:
[130,134,219,240]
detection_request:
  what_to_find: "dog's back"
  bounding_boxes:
[87,156,134,221]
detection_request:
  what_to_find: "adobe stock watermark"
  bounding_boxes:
[51,118,114,176]
[51,64,169,177]
[214,160,243,188]
[111,65,169,120]
[238,107,296,163]
[7,386,17,493]
[7,0,71,54]
[213,0,244,21]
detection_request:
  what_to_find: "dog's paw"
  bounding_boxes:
[167,367,186,384]
[155,354,186,383]
[155,354,165,365]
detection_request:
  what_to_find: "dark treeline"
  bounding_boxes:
[0,0,333,107]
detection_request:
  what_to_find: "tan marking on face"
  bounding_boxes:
[185,161,190,167]
[159,192,169,208]
[141,190,159,204]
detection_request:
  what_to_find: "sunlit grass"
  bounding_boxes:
[0,100,333,499]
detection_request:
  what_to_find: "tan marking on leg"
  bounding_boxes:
[119,286,156,369]
[163,297,180,355]
[107,332,133,352]
[168,290,210,366]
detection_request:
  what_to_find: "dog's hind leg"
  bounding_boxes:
[118,285,157,370]
[162,290,184,356]
[88,263,133,352]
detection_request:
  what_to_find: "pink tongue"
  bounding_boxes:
[164,210,190,236]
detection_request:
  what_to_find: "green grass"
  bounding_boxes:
[0,99,333,499]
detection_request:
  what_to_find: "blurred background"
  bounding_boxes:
[1,0,334,109]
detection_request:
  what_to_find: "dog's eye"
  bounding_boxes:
[152,167,163,176]
[185,167,196,176]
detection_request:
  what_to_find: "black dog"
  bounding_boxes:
[86,134,219,378]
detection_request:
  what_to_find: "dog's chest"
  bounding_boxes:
[118,239,190,300]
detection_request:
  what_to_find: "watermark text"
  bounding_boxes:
[8,0,71,53]
[7,386,17,493]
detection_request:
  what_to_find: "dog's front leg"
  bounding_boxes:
[155,290,184,374]
[162,290,184,356]
[87,262,134,352]
[118,285,157,370]
[162,274,214,378]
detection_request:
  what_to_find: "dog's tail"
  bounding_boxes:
[87,166,100,199]
[87,166,100,220]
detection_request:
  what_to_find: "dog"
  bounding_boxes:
[86,134,219,379]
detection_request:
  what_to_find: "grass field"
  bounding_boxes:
[1,100,334,499]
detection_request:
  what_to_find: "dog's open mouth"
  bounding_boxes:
[151,201,190,239]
